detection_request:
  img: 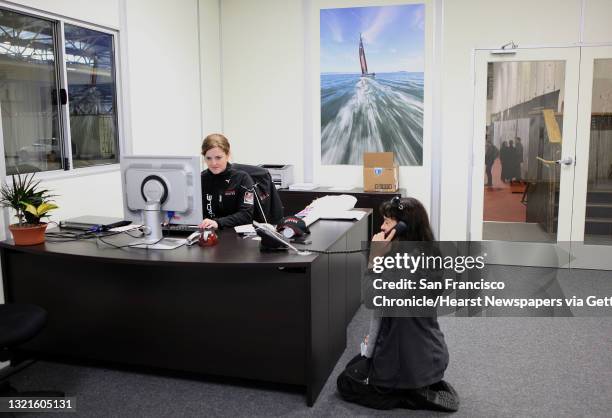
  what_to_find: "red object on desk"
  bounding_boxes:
[198,229,218,247]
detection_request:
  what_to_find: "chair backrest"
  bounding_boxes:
[232,163,284,224]
[0,304,47,358]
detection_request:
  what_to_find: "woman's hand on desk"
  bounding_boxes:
[199,219,218,230]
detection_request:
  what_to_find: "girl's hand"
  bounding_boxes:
[370,228,396,260]
[372,228,396,242]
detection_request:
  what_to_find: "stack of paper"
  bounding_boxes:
[298,194,361,226]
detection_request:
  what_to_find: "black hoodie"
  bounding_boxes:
[201,163,254,228]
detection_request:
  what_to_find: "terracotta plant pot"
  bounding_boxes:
[9,223,47,246]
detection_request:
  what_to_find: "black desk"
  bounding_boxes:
[0,211,370,406]
[279,187,405,239]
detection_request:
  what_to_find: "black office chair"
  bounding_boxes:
[233,163,284,224]
[0,303,63,397]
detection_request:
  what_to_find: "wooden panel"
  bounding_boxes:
[5,251,307,384]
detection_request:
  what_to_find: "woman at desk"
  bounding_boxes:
[337,197,459,412]
[199,133,254,229]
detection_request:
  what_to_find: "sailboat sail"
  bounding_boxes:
[359,34,368,75]
[358,34,374,78]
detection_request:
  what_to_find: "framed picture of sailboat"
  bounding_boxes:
[320,4,425,166]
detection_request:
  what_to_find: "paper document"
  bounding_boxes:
[129,238,185,250]
[308,194,357,211]
[234,224,256,234]
[235,223,277,234]
[319,210,366,221]
[298,195,360,226]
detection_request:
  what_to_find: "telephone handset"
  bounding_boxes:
[186,231,201,246]
[386,220,408,238]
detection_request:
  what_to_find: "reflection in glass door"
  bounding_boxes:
[584,59,612,244]
[570,47,612,270]
[483,60,566,242]
[471,48,580,267]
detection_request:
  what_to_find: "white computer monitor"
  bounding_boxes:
[121,155,202,247]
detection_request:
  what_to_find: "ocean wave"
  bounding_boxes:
[321,72,423,165]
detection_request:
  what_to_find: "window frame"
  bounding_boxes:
[0,2,127,181]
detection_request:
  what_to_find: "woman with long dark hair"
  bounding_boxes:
[337,197,459,412]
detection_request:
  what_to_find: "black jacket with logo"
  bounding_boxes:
[201,163,254,228]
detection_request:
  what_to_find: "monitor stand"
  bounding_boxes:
[128,202,187,250]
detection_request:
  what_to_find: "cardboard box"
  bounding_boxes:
[363,152,399,192]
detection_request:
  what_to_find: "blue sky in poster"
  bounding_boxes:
[320,4,424,74]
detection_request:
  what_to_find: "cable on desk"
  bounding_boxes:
[291,244,370,255]
[44,226,181,249]
[95,234,175,250]
[45,230,121,243]
[45,227,137,244]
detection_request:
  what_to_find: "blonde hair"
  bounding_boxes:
[201,133,230,156]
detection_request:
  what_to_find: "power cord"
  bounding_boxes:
[45,225,146,246]
[96,234,162,249]
[45,230,122,243]
[95,228,186,250]
[291,243,370,255]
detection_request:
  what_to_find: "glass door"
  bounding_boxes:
[570,46,612,269]
[471,48,581,267]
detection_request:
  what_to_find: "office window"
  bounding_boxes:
[64,24,119,168]
[0,7,120,175]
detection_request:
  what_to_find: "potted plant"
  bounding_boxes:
[0,173,58,245]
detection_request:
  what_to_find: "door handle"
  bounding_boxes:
[536,157,556,165]
[536,156,574,166]
[556,157,574,166]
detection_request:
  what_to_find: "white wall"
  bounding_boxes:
[583,0,612,43]
[125,0,202,156]
[219,0,304,173]
[49,171,124,218]
[199,0,223,134]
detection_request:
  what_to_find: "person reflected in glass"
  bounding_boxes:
[514,137,524,181]
[500,141,509,183]
[507,139,521,184]
[485,140,499,187]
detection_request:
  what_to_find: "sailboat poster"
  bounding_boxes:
[320,4,425,166]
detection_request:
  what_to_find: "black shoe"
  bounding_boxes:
[402,380,460,412]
